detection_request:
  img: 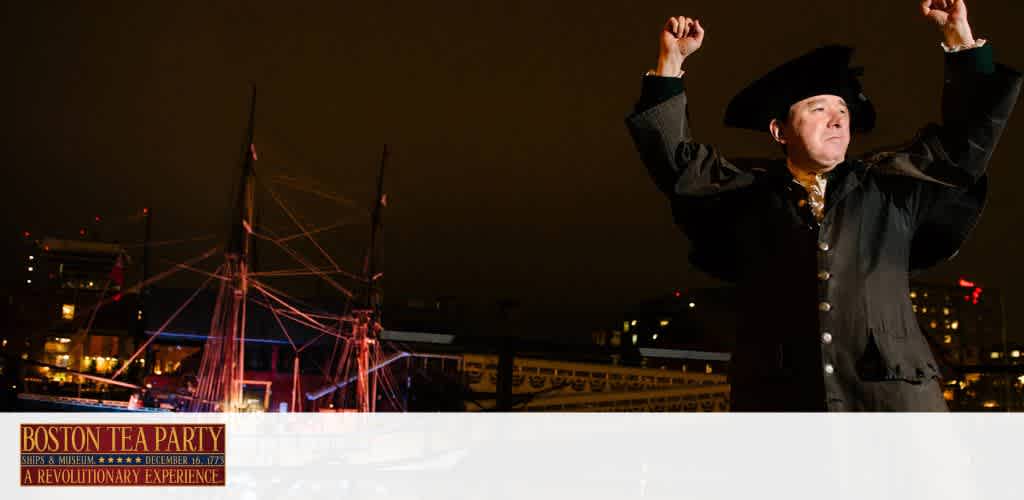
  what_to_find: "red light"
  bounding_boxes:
[23,231,30,238]
[673,290,681,298]
[958,279,975,288]
[79,228,86,236]
[94,215,101,223]
[142,207,149,215]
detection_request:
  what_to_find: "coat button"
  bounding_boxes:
[817,270,831,281]
[818,241,830,252]
[818,302,832,312]
[824,363,835,375]
[822,332,833,344]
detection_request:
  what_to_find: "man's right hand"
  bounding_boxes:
[656,16,705,77]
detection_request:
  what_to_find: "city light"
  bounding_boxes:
[61,304,75,320]
[659,320,670,327]
[28,255,34,260]
[1012,350,1020,358]
[688,302,696,308]
[27,266,33,272]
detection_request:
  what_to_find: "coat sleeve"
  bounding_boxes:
[625,76,758,281]
[868,45,1023,272]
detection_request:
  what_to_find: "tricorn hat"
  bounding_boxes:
[724,45,875,132]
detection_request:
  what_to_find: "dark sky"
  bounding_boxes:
[3,2,1024,336]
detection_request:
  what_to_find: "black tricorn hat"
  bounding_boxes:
[724,45,875,133]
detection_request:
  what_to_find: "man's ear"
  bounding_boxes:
[769,119,786,144]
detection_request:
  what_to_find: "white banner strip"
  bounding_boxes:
[5,413,1024,499]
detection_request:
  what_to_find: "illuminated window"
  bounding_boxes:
[659,319,670,327]
[910,291,917,299]
[942,308,950,316]
[912,305,918,313]
[705,363,713,374]
[983,400,998,408]
[623,321,630,332]
[1012,350,1021,358]
[951,321,959,330]
[631,334,638,346]
[61,304,75,320]
[943,335,952,344]
[921,307,928,314]
[943,389,954,401]
[630,320,637,327]
[137,310,143,320]
[929,321,938,329]
[991,352,1001,359]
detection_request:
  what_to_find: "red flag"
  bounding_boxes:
[109,254,125,287]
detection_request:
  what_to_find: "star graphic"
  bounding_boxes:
[135,457,143,464]
[116,457,123,464]
[98,457,105,464]
[109,456,116,463]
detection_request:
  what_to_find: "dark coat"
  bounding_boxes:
[626,47,1022,411]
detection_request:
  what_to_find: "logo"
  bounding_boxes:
[20,424,225,486]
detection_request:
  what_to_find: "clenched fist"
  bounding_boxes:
[656,16,705,77]
[920,0,975,48]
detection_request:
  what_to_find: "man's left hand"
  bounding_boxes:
[920,0,976,48]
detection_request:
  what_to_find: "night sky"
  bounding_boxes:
[3,2,1024,337]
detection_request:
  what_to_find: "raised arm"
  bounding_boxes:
[626,16,755,199]
[917,0,1022,182]
[874,1,1023,270]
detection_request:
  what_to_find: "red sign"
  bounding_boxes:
[20,424,225,486]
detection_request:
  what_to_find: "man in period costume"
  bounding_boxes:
[626,1,1022,411]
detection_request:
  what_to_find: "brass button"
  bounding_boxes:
[818,270,831,281]
[818,241,830,252]
[819,302,832,312]
[822,332,833,344]
[824,363,835,375]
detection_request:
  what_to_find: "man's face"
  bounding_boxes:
[780,94,850,171]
